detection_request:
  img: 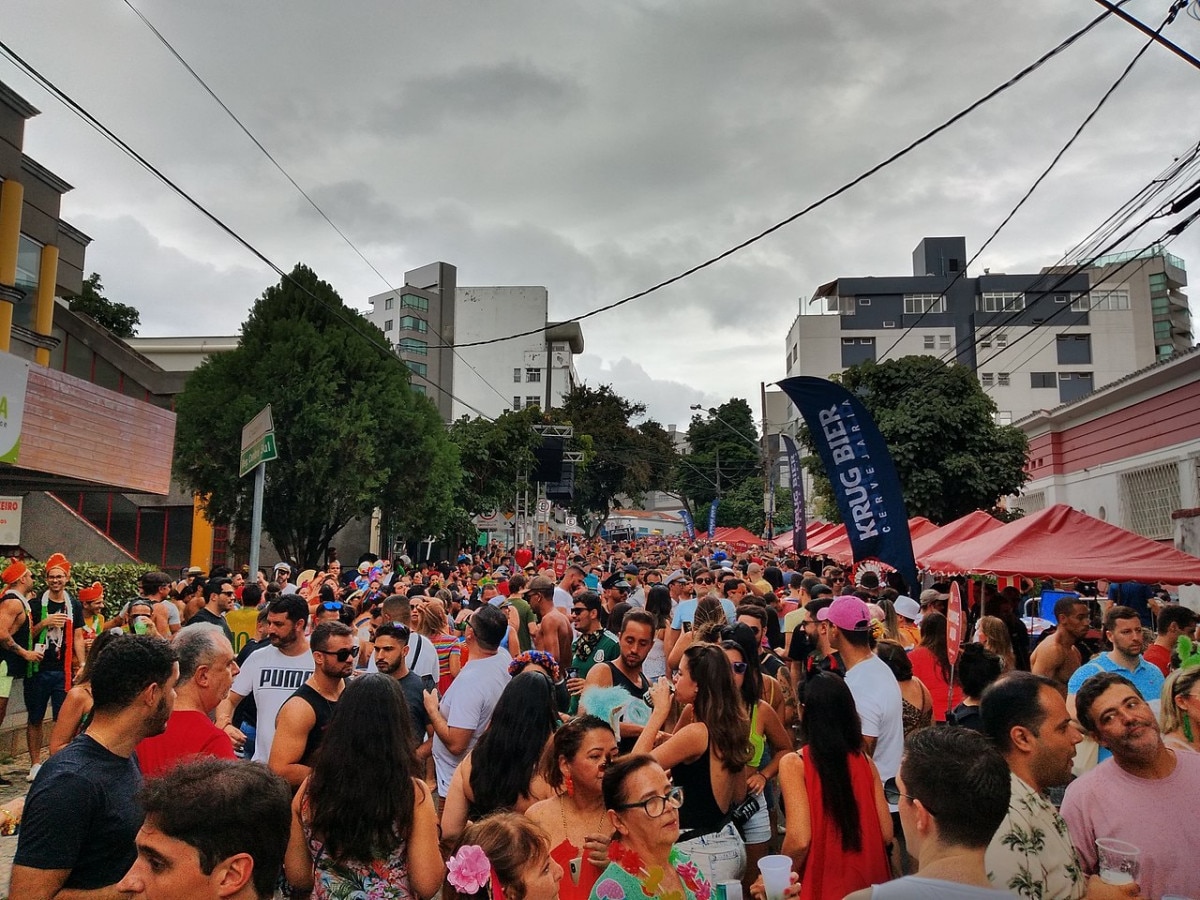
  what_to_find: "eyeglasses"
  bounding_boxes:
[695,578,713,585]
[615,786,684,818]
[730,661,748,674]
[571,607,588,615]
[220,590,237,597]
[883,778,934,813]
[317,646,359,662]
[320,601,344,611]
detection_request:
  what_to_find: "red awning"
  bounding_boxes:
[921,504,1200,583]
[698,526,766,547]
[912,510,1004,568]
[810,517,939,566]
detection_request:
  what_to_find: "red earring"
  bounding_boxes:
[564,772,575,797]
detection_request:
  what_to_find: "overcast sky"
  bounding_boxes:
[6,1,1199,430]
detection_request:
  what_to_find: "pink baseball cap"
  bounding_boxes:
[816,595,873,632]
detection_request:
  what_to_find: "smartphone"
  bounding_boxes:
[567,667,579,680]
[34,642,47,655]
[420,674,436,692]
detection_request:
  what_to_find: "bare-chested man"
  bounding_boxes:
[527,576,572,667]
[0,562,42,779]
[1031,596,1091,694]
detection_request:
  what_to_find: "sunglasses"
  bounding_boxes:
[730,661,748,674]
[571,607,588,615]
[317,646,359,662]
[320,601,344,611]
[695,577,714,585]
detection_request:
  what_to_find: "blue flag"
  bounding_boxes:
[780,434,808,553]
[776,376,917,591]
[678,507,696,541]
[707,498,719,539]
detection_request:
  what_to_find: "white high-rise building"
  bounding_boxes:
[367,262,583,422]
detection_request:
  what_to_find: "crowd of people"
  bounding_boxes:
[2,538,1199,899]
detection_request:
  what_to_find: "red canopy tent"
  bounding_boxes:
[698,526,766,547]
[773,521,837,550]
[804,524,847,556]
[816,517,940,566]
[912,510,1004,568]
[921,504,1200,583]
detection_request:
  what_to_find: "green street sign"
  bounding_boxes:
[239,433,278,477]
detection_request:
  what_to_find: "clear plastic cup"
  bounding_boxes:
[757,855,792,900]
[1095,838,1140,886]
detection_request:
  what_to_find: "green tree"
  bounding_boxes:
[676,399,761,516]
[714,476,794,537]
[65,272,141,337]
[800,356,1029,524]
[558,385,676,536]
[173,264,459,565]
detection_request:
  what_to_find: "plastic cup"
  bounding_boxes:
[757,855,792,900]
[1095,838,1140,885]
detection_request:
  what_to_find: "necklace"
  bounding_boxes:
[559,793,608,835]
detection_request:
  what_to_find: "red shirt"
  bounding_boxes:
[1143,642,1171,677]
[135,710,236,778]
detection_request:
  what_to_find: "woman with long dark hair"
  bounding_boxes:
[440,670,559,844]
[284,673,443,899]
[642,585,672,681]
[635,642,750,884]
[907,611,962,721]
[776,670,892,899]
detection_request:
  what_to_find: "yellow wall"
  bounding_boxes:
[190,496,214,571]
[0,181,24,353]
[34,244,59,366]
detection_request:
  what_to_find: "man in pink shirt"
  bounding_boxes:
[1062,671,1200,898]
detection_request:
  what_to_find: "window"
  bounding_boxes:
[1058,372,1094,403]
[904,293,946,315]
[1030,372,1056,388]
[1120,462,1181,540]
[1056,334,1092,365]
[826,296,855,315]
[1153,320,1172,339]
[398,338,428,355]
[859,298,872,306]
[16,235,41,291]
[383,319,393,332]
[398,315,428,333]
[995,333,1008,348]
[525,396,541,409]
[400,293,429,312]
[384,297,395,310]
[994,411,1013,425]
[980,337,992,349]
[411,384,426,396]
[1072,288,1129,312]
[938,334,951,350]
[997,372,1010,387]
[525,368,541,383]
[923,335,935,350]
[514,395,522,409]
[981,373,995,387]
[514,368,522,383]
[404,360,427,377]
[840,336,876,367]
[979,292,1025,313]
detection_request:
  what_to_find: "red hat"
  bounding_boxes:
[45,552,71,577]
[78,582,103,602]
[1,561,29,584]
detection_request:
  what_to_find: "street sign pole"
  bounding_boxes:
[249,462,265,579]
[240,405,278,580]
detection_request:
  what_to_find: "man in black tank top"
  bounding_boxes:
[268,621,353,789]
[583,609,657,753]
[0,562,39,783]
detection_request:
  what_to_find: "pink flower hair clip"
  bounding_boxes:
[447,844,498,896]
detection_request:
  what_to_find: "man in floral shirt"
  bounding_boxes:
[980,672,1135,900]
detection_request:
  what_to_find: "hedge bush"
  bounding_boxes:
[0,558,155,619]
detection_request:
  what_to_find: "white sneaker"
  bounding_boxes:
[26,763,41,783]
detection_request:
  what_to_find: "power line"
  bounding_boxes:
[117,0,519,415]
[1090,0,1200,70]
[876,16,1160,360]
[0,36,498,421]
[426,3,1125,350]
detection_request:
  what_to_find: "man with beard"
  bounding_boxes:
[1062,672,1200,898]
[136,624,239,777]
[1067,605,1163,764]
[1031,596,1092,694]
[582,609,656,753]
[372,622,432,752]
[11,634,178,898]
[269,621,353,789]
[980,672,1126,899]
[527,576,573,667]
[216,595,312,763]
[566,591,619,714]
[0,561,40,781]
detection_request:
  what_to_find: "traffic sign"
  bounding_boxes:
[240,405,279,477]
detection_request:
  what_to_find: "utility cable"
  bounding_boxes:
[117,0,519,415]
[423,3,1126,350]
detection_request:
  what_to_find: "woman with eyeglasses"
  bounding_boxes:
[589,755,709,900]
[634,643,750,885]
[284,673,444,899]
[775,670,892,900]
[1160,665,1200,753]
[719,627,792,894]
[440,670,560,845]
[527,716,619,900]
